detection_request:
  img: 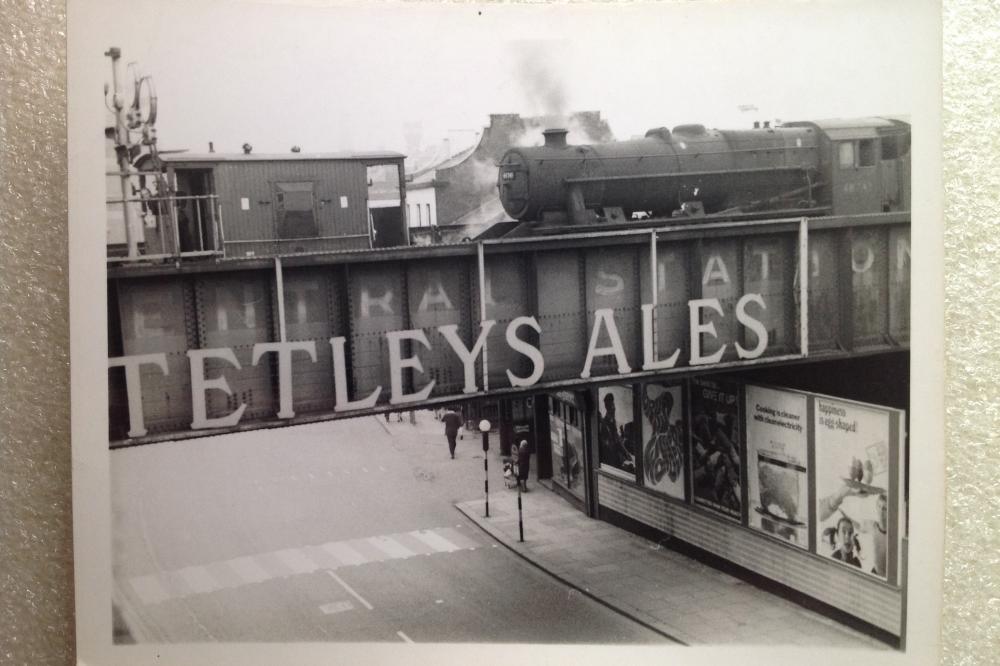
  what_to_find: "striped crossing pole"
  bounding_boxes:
[479,419,491,518]
[517,484,524,542]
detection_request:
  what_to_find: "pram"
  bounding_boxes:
[502,456,518,489]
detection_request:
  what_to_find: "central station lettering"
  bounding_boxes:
[109,293,769,437]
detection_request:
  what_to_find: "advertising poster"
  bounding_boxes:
[690,378,742,519]
[597,385,637,478]
[746,386,809,548]
[639,382,686,500]
[549,393,585,500]
[814,397,894,580]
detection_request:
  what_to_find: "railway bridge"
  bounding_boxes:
[108,212,909,445]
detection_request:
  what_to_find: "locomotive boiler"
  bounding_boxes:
[497,118,910,226]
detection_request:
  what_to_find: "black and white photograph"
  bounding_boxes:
[548,392,584,500]
[68,1,943,664]
[597,384,638,478]
[814,396,904,581]
[746,384,809,547]
[639,381,686,501]
[689,376,742,520]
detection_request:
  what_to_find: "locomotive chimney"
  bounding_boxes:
[543,128,568,148]
[753,121,760,129]
[208,141,215,153]
[763,121,771,129]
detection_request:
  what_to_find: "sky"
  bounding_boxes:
[90,0,930,157]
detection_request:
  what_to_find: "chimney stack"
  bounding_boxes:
[543,128,568,148]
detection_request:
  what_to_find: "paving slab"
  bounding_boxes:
[456,484,889,649]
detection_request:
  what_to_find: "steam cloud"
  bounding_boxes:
[513,41,568,119]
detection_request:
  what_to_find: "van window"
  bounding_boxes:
[881,133,911,159]
[838,142,855,168]
[275,182,317,238]
[858,139,876,167]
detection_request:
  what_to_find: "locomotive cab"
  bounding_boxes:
[783,118,911,215]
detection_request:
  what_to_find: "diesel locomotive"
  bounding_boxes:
[497,118,910,228]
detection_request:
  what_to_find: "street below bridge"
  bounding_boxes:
[111,411,671,644]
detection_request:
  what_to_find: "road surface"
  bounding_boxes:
[111,412,673,644]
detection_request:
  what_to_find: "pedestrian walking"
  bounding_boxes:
[517,440,531,492]
[442,408,463,459]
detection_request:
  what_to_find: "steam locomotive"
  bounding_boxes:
[497,118,910,228]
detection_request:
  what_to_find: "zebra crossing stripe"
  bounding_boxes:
[130,573,171,605]
[435,527,481,550]
[228,556,270,584]
[321,541,367,566]
[367,535,415,559]
[275,548,320,575]
[345,538,393,563]
[391,531,438,556]
[176,565,221,595]
[126,527,475,606]
[409,529,461,552]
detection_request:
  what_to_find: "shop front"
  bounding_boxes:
[539,354,909,645]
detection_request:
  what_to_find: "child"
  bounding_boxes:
[824,514,862,568]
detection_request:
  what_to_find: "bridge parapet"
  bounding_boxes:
[107,213,909,445]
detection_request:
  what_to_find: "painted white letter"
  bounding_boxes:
[702,255,730,285]
[751,249,771,281]
[386,329,436,404]
[689,298,726,366]
[439,321,496,393]
[505,316,544,387]
[896,236,910,279]
[251,341,316,419]
[640,304,679,371]
[580,308,631,379]
[329,337,381,411]
[108,353,168,438]
[735,294,769,359]
[595,270,624,296]
[852,242,874,273]
[418,279,454,311]
[188,348,247,429]
[361,288,394,317]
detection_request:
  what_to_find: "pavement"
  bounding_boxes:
[382,411,889,649]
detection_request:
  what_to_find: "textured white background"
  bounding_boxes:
[0,1,995,664]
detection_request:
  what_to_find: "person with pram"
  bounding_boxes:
[502,439,532,492]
